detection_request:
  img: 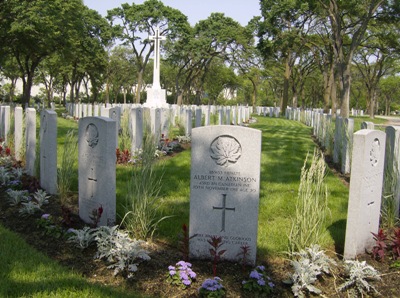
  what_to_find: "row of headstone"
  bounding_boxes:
[255,106,281,118]
[280,106,400,259]
[66,103,255,140]
[3,105,116,227]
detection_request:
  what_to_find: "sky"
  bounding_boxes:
[83,0,261,26]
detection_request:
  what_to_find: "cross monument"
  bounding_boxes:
[145,27,167,107]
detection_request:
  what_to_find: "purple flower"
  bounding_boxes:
[257,265,265,271]
[268,281,275,288]
[182,279,191,286]
[180,271,188,281]
[41,214,50,220]
[168,265,175,271]
[257,278,266,286]
[250,270,261,279]
[66,228,76,234]
[188,270,197,279]
[169,269,176,276]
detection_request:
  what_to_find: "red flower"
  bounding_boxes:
[98,205,103,217]
[5,148,11,156]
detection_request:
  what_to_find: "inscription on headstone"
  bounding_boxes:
[189,126,261,265]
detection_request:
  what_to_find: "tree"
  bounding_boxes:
[203,59,239,105]
[316,0,388,118]
[0,0,88,106]
[107,46,137,103]
[353,21,400,117]
[257,0,314,115]
[107,0,189,103]
[165,13,251,105]
[379,76,400,115]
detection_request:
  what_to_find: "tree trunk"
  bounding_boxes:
[136,70,143,104]
[281,55,291,115]
[22,72,34,108]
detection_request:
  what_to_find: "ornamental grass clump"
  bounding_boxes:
[288,149,330,253]
[167,261,197,289]
[121,133,171,240]
[57,130,77,204]
[242,265,275,295]
[198,277,226,298]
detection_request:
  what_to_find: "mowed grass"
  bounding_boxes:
[0,225,141,298]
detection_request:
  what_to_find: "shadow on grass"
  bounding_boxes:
[327,219,347,257]
[0,225,142,298]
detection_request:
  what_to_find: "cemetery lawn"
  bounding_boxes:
[1,114,400,297]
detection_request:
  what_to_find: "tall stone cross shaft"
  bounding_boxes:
[149,27,166,89]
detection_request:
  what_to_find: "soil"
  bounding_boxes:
[1,145,400,297]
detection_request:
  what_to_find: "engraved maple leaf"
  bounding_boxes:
[210,136,242,166]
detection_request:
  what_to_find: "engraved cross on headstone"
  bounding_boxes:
[148,27,166,89]
[213,194,235,232]
[88,167,97,199]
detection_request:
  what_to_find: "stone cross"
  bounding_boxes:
[213,194,235,232]
[149,27,166,89]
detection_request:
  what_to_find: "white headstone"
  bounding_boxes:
[333,116,342,165]
[25,108,36,176]
[150,108,161,140]
[78,117,116,226]
[189,126,261,265]
[341,118,354,174]
[3,106,10,144]
[14,107,23,161]
[344,129,386,259]
[195,108,202,128]
[130,106,143,152]
[384,126,400,217]
[40,110,58,194]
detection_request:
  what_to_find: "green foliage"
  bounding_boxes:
[121,133,171,240]
[288,149,330,253]
[118,108,131,151]
[57,130,77,204]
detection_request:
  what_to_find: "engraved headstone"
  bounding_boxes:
[344,129,386,259]
[189,126,262,265]
[78,117,116,226]
[40,110,58,194]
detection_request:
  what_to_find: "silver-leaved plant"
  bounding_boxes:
[93,226,150,276]
[67,226,96,249]
[338,260,381,296]
[6,189,30,206]
[285,245,336,297]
